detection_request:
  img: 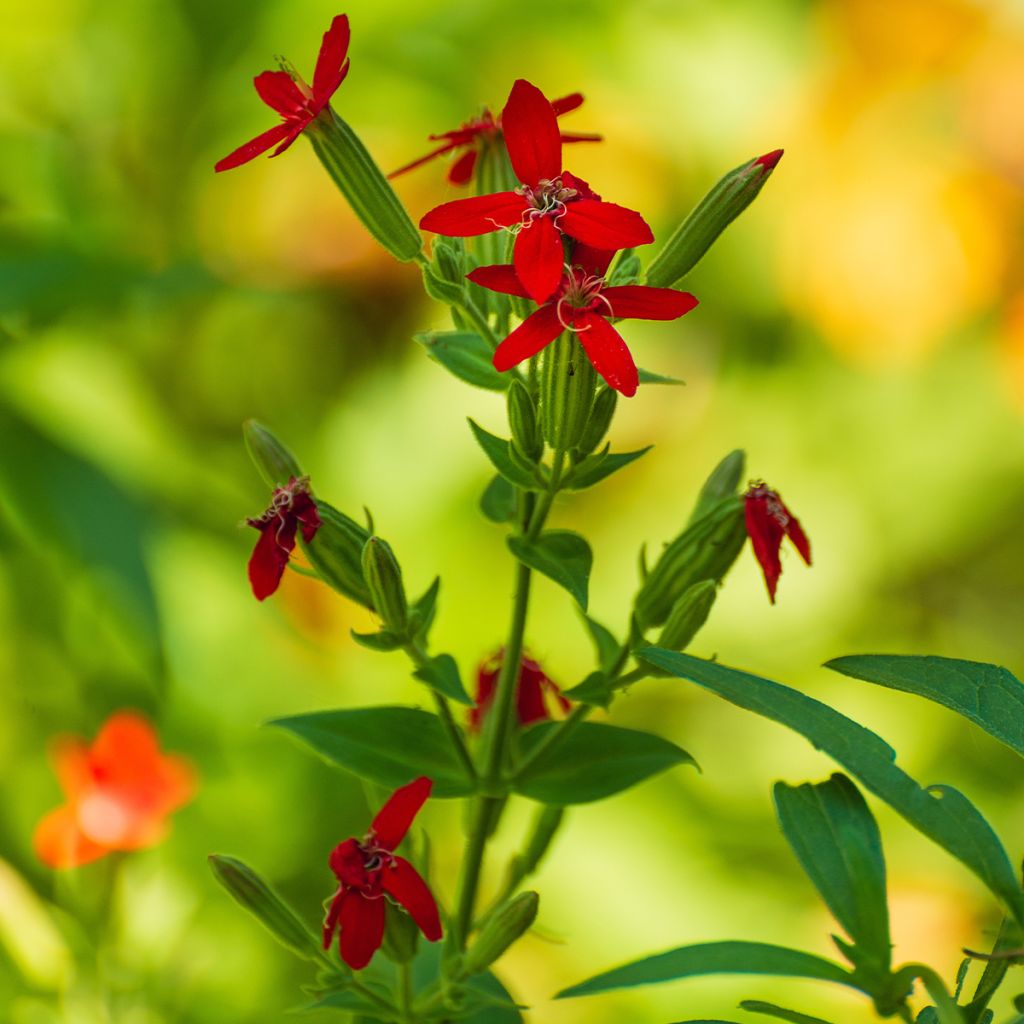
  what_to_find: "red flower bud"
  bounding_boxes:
[743,482,811,603]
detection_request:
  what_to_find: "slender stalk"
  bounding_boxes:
[399,961,414,1022]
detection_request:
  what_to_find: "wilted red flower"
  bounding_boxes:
[744,482,812,603]
[323,777,442,970]
[389,93,601,186]
[469,650,571,732]
[215,14,351,172]
[420,79,653,303]
[34,712,195,869]
[468,246,698,397]
[246,476,322,601]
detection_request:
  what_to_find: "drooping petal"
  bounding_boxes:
[322,886,345,949]
[292,491,322,543]
[466,265,531,299]
[381,857,443,941]
[516,668,549,725]
[370,777,433,850]
[560,131,603,144]
[270,126,307,158]
[247,519,295,601]
[337,891,386,970]
[559,200,654,250]
[513,216,565,303]
[447,148,478,185]
[420,192,525,237]
[493,305,564,372]
[253,70,307,119]
[568,243,615,279]
[33,805,109,869]
[784,509,812,566]
[744,497,786,603]
[215,122,298,172]
[600,285,699,321]
[574,312,639,397]
[501,79,562,187]
[550,93,584,116]
[313,14,351,101]
[388,140,462,179]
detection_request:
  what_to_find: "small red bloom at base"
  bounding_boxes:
[246,476,322,601]
[33,712,196,869]
[469,650,571,733]
[744,482,811,603]
[323,777,442,970]
[215,14,351,172]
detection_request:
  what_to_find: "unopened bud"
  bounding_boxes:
[243,420,302,488]
[689,449,746,524]
[508,379,541,461]
[539,333,596,452]
[362,536,409,634]
[302,502,373,608]
[422,240,467,305]
[464,892,539,975]
[575,386,617,458]
[657,579,717,652]
[645,150,783,288]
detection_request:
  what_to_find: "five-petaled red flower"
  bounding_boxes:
[469,650,571,733]
[420,79,653,303]
[215,14,351,172]
[468,245,698,397]
[389,93,601,186]
[246,476,322,601]
[323,777,442,970]
[744,482,812,603]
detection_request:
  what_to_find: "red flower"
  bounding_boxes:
[215,14,351,172]
[419,79,653,303]
[246,476,322,601]
[469,650,571,733]
[744,482,812,603]
[323,777,442,970]
[389,93,601,186]
[34,712,195,869]
[467,246,698,397]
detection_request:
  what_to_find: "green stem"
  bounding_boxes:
[399,960,414,1022]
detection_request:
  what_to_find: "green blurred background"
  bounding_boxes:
[2,0,1024,1020]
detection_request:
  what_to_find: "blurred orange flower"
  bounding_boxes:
[34,712,196,869]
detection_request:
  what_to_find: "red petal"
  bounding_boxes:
[253,71,306,119]
[388,140,461,179]
[247,517,297,601]
[560,132,603,144]
[447,148,478,185]
[337,891,386,970]
[574,312,638,397]
[550,92,584,116]
[322,887,345,948]
[516,670,549,725]
[569,244,614,279]
[466,265,531,299]
[784,509,812,566]
[33,805,109,869]
[313,14,351,101]
[370,777,432,850]
[420,192,524,237]
[215,122,297,172]
[600,285,699,321]
[381,857,443,941]
[501,79,562,187]
[493,305,564,372]
[744,497,785,603]
[559,200,654,249]
[513,216,565,303]
[293,492,322,543]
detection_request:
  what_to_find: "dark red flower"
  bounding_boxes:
[467,246,698,397]
[323,777,442,970]
[744,482,812,603]
[246,476,322,601]
[469,650,571,733]
[389,93,601,186]
[419,79,653,303]
[215,14,351,172]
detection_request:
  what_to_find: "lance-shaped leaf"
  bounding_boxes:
[415,331,509,391]
[514,722,696,804]
[468,419,539,490]
[564,447,652,491]
[579,613,621,673]
[740,1002,838,1024]
[480,474,517,523]
[638,650,1024,925]
[413,653,473,706]
[826,655,1024,761]
[557,941,860,999]
[507,530,592,609]
[271,706,475,797]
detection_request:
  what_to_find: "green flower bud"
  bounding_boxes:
[689,449,746,524]
[381,900,420,964]
[539,332,596,452]
[362,536,409,634]
[208,855,321,962]
[575,386,617,458]
[645,150,783,289]
[422,239,467,305]
[656,579,717,652]
[306,110,423,263]
[302,502,374,608]
[507,379,541,461]
[243,420,302,488]
[463,892,539,975]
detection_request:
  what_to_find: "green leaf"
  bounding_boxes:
[414,331,507,390]
[579,613,621,673]
[826,655,1024,760]
[774,774,891,976]
[480,474,517,523]
[890,965,965,1024]
[563,670,614,708]
[411,577,441,640]
[638,367,685,385]
[638,650,1024,924]
[413,653,473,706]
[564,446,652,491]
[557,941,859,999]
[514,722,697,804]
[350,627,405,652]
[507,530,592,609]
[740,1001,838,1024]
[468,419,539,490]
[270,707,476,797]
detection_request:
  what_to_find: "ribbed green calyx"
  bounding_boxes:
[303,503,374,608]
[508,379,542,460]
[657,579,718,652]
[575,385,617,457]
[463,892,539,975]
[243,420,302,488]
[307,109,423,263]
[361,536,409,634]
[539,332,596,452]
